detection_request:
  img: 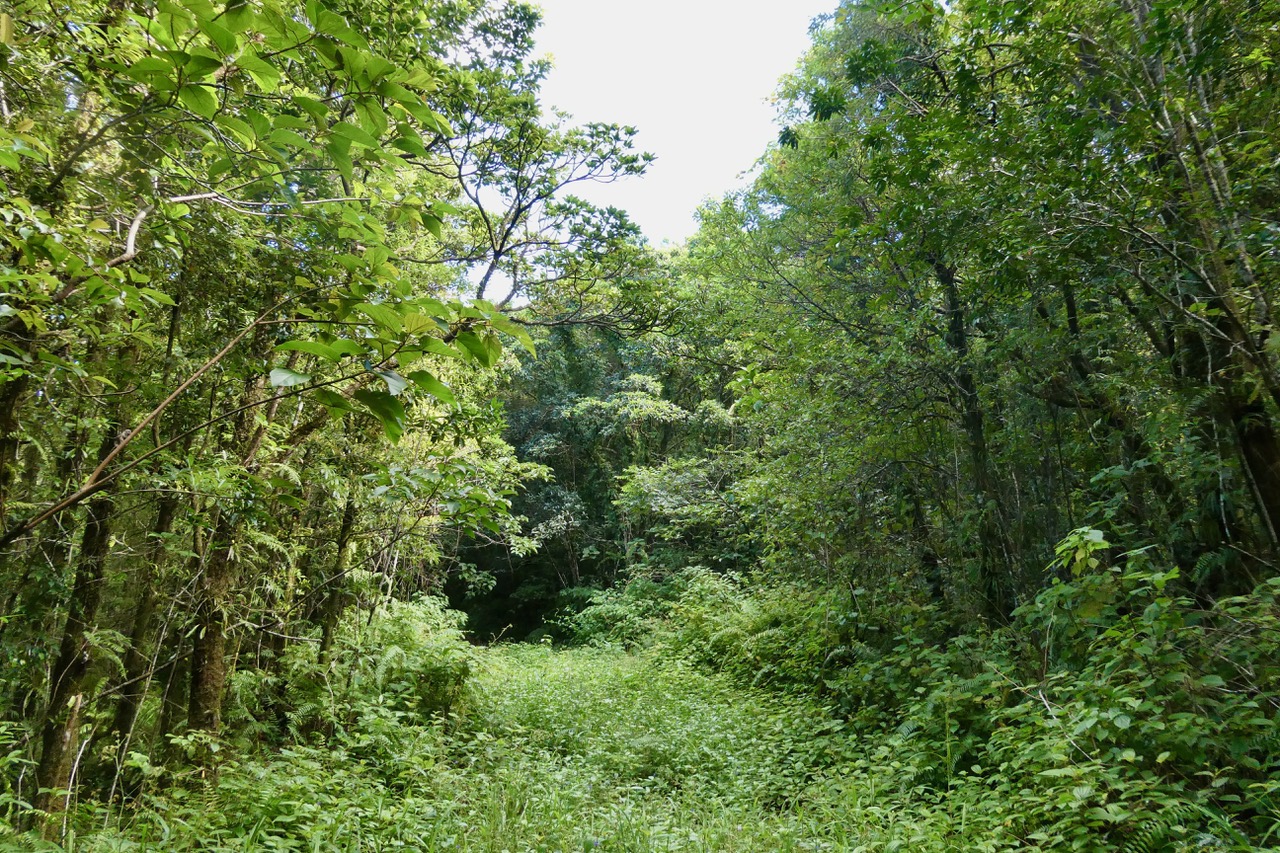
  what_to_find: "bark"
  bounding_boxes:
[34,430,118,818]
[107,494,180,751]
[937,262,1012,621]
[318,497,359,663]
[187,365,276,739]
[0,375,29,522]
[187,513,237,736]
[1229,393,1280,558]
[154,632,189,763]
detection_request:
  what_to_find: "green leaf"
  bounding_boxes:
[275,340,343,362]
[267,128,314,151]
[353,98,389,140]
[370,366,409,396]
[327,339,366,358]
[408,370,456,406]
[224,2,255,31]
[416,296,449,317]
[313,388,354,412]
[178,84,219,118]
[235,53,281,92]
[326,143,353,184]
[400,100,453,136]
[422,213,443,239]
[401,313,438,335]
[333,121,379,149]
[292,96,329,124]
[391,135,429,158]
[454,331,494,366]
[183,49,225,79]
[126,56,176,81]
[269,367,312,387]
[199,19,239,55]
[317,9,368,49]
[215,114,256,144]
[421,337,463,359]
[353,389,405,442]
[487,313,536,355]
[377,80,419,104]
[355,302,403,333]
[272,115,312,130]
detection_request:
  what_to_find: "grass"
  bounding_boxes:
[41,644,874,852]
[407,643,859,852]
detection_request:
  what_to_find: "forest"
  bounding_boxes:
[2,0,1280,848]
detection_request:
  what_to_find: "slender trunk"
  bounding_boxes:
[907,487,943,603]
[34,429,118,819]
[937,262,1011,621]
[318,497,359,663]
[1228,393,1280,558]
[108,494,180,751]
[0,375,29,522]
[0,418,93,721]
[1043,288,1189,522]
[153,630,189,772]
[187,515,236,735]
[187,363,276,740]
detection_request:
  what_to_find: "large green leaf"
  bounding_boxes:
[333,121,379,149]
[269,367,312,387]
[199,19,238,55]
[178,84,219,118]
[408,370,457,406]
[355,302,403,333]
[313,388,354,413]
[486,313,536,356]
[422,338,463,359]
[455,331,498,367]
[275,340,343,362]
[370,366,409,396]
[353,389,406,442]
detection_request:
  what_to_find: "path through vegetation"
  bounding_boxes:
[75,645,874,852]
[445,646,847,852]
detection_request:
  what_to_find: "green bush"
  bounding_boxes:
[223,593,475,749]
[553,552,1280,849]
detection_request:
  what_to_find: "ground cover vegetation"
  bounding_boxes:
[4,0,1280,849]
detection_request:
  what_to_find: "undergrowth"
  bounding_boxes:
[8,543,1280,851]
[563,553,1280,851]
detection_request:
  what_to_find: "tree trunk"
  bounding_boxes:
[937,262,1012,621]
[107,494,180,754]
[34,431,118,818]
[187,366,277,740]
[318,497,359,663]
[0,375,29,523]
[1229,393,1280,558]
[187,515,236,736]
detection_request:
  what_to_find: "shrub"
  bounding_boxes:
[223,593,475,749]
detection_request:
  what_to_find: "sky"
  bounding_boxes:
[530,0,835,245]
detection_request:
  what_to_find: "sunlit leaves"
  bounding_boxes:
[407,370,457,406]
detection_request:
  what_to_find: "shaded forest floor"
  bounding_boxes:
[47,646,868,852]
[12,572,1280,851]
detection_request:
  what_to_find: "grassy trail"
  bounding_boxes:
[429,645,853,852]
[68,645,876,852]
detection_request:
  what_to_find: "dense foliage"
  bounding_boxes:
[5,0,1280,848]
[0,0,651,838]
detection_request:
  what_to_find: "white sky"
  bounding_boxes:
[532,0,834,245]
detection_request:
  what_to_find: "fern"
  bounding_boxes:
[1119,803,1248,853]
